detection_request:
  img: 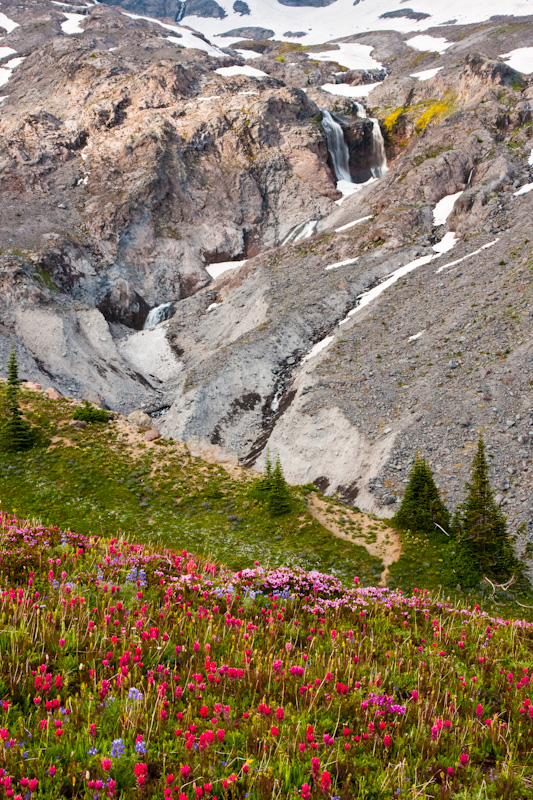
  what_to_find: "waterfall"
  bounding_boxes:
[354,102,366,119]
[282,219,318,245]
[321,109,352,184]
[143,302,173,330]
[369,118,387,178]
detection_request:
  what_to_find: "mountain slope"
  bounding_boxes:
[0,0,532,562]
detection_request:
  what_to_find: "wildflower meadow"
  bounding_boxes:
[1,513,533,799]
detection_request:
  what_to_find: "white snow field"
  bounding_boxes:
[514,183,533,196]
[405,35,452,53]
[61,13,85,34]
[176,0,533,48]
[321,82,381,98]
[435,239,499,274]
[0,56,25,88]
[410,67,442,80]
[0,46,17,60]
[432,232,458,254]
[500,47,533,73]
[335,215,372,233]
[325,256,358,271]
[311,43,382,71]
[0,12,18,34]
[433,191,463,226]
[303,336,334,363]
[215,65,268,78]
[206,260,247,280]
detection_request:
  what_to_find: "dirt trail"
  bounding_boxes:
[307,493,402,586]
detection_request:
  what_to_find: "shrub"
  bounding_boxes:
[72,401,109,423]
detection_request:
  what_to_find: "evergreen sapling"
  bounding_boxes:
[393,453,450,539]
[0,345,34,452]
[454,435,517,586]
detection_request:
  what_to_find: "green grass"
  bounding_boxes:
[387,526,533,616]
[0,387,383,584]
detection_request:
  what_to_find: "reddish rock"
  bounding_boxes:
[144,429,161,442]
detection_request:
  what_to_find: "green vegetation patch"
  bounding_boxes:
[0,386,382,584]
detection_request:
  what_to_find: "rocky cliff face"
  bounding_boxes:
[0,0,337,403]
[0,0,532,553]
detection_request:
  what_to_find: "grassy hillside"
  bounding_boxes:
[0,386,383,585]
[1,515,533,799]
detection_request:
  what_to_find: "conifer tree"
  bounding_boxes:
[0,344,34,452]
[256,449,273,498]
[268,456,292,517]
[454,435,516,585]
[393,452,450,538]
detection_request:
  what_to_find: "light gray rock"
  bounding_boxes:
[70,420,88,430]
[128,410,152,428]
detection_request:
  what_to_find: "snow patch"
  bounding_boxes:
[235,48,262,59]
[302,336,334,363]
[335,215,372,232]
[0,47,17,61]
[61,13,85,34]
[432,231,458,254]
[0,56,25,89]
[335,180,363,201]
[174,0,533,50]
[405,35,452,54]
[321,82,381,98]
[435,238,499,274]
[206,259,247,280]
[215,65,268,78]
[325,257,358,271]
[514,183,533,196]
[335,178,376,205]
[529,148,533,167]
[408,330,425,341]
[500,47,533,74]
[312,43,382,72]
[0,12,19,34]
[433,191,463,226]
[410,67,442,80]
[339,254,437,326]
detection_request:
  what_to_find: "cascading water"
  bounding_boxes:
[321,109,352,184]
[369,118,388,178]
[352,100,388,180]
[143,302,173,329]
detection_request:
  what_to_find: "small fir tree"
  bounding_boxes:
[0,344,34,452]
[267,456,292,517]
[454,435,516,586]
[393,453,450,538]
[255,450,273,498]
